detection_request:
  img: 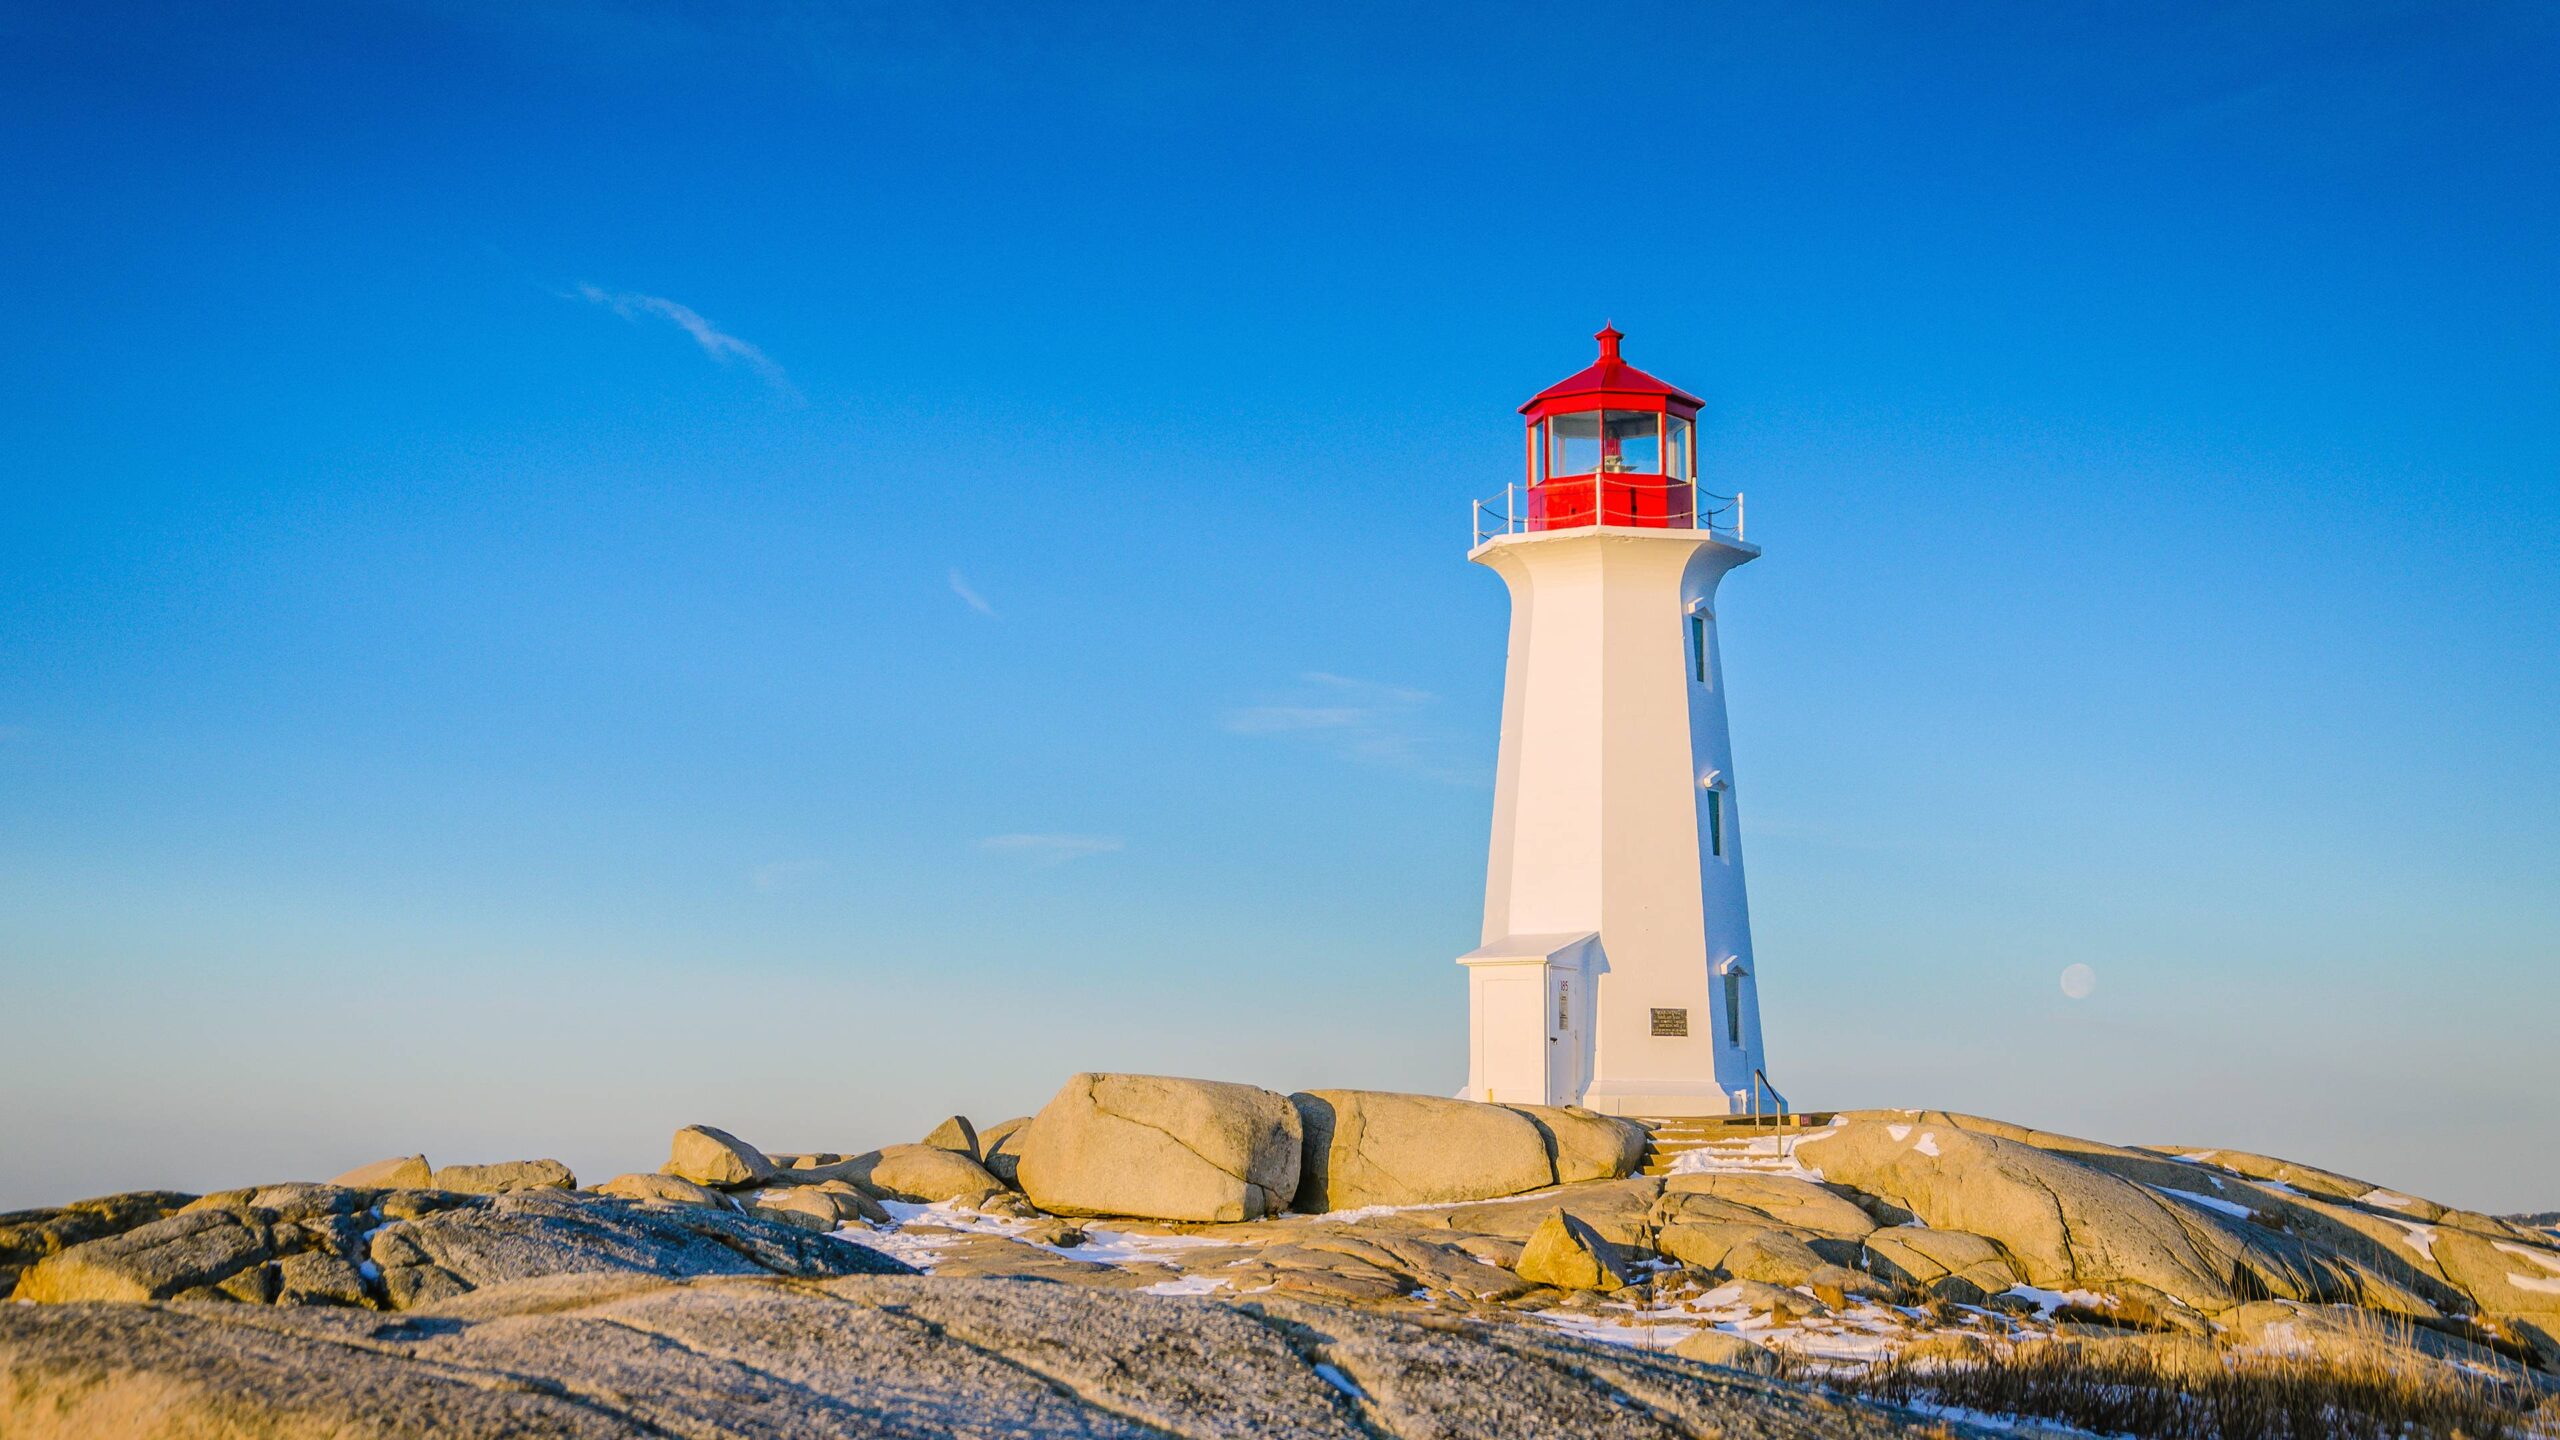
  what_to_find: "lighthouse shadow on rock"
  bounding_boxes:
[1457,328,1773,1120]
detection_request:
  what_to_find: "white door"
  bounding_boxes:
[1481,974,1545,1103]
[1548,968,1580,1104]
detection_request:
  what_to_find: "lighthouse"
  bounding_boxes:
[1457,327,1771,1118]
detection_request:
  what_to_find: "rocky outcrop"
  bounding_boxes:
[1858,1225,2019,1303]
[0,1273,1931,1440]
[1659,1172,1877,1240]
[328,1155,431,1188]
[431,1159,575,1194]
[13,1207,278,1304]
[1290,1090,1555,1211]
[1425,1176,1662,1248]
[11,1182,906,1310]
[665,1124,777,1188]
[1797,1116,2256,1313]
[1016,1074,1303,1223]
[0,1190,193,1297]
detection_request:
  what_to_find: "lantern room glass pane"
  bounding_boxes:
[1602,410,1660,473]
[1529,424,1545,480]
[1668,416,1694,480]
[1549,412,1600,476]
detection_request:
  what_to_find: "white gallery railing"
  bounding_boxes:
[1472,478,1745,548]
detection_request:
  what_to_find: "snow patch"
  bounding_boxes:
[2161,1187,2256,1221]
[1913,1132,1941,1158]
[857,1199,1227,1272]
[1887,1124,1912,1143]
[1142,1273,1231,1296]
[2494,1242,2560,1274]
[2494,1243,2560,1292]
[1313,1363,1367,1401]
[2391,1222,2440,1264]
[2002,1285,2114,1318]
[2364,1190,2416,1210]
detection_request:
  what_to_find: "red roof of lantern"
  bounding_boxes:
[1520,325,1702,416]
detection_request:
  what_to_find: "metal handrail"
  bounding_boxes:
[1748,1069,1790,1129]
[1472,480,1745,548]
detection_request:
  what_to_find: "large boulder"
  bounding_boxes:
[1505,1106,1646,1184]
[749,1189,874,1232]
[832,1146,1003,1205]
[1516,1210,1629,1291]
[921,1116,980,1159]
[665,1125,777,1189]
[593,1174,735,1210]
[1016,1074,1302,1223]
[979,1116,1033,1186]
[329,1156,432,1189]
[1673,1329,1780,1374]
[432,1160,576,1195]
[1290,1090,1553,1212]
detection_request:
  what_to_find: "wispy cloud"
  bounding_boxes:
[749,859,830,893]
[1223,672,1483,785]
[979,833,1124,866]
[948,569,998,617]
[571,284,799,399]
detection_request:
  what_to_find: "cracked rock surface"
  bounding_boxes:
[8,1183,908,1310]
[0,1274,1935,1439]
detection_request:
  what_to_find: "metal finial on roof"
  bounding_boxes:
[1595,324,1624,362]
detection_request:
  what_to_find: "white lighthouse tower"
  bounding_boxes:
[1458,327,1771,1118]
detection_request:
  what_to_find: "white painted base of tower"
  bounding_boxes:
[1458,523,1770,1116]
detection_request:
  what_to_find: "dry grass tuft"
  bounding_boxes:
[1802,1339,2551,1440]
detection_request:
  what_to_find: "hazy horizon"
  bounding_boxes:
[4,0,2555,1213]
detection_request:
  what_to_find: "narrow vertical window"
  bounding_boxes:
[1724,970,1744,1045]
[1707,788,1723,857]
[1689,614,1707,682]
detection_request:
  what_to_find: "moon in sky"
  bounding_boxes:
[2059,964,2098,1000]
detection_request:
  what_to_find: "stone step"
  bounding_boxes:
[1636,1116,1836,1178]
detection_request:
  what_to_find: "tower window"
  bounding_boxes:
[1723,968,1745,1045]
[1689,614,1707,682]
[1707,788,1723,857]
[1549,413,1601,476]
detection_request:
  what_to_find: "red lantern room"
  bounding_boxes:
[1519,325,1703,531]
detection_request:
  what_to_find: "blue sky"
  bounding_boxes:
[2,1,2554,1211]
